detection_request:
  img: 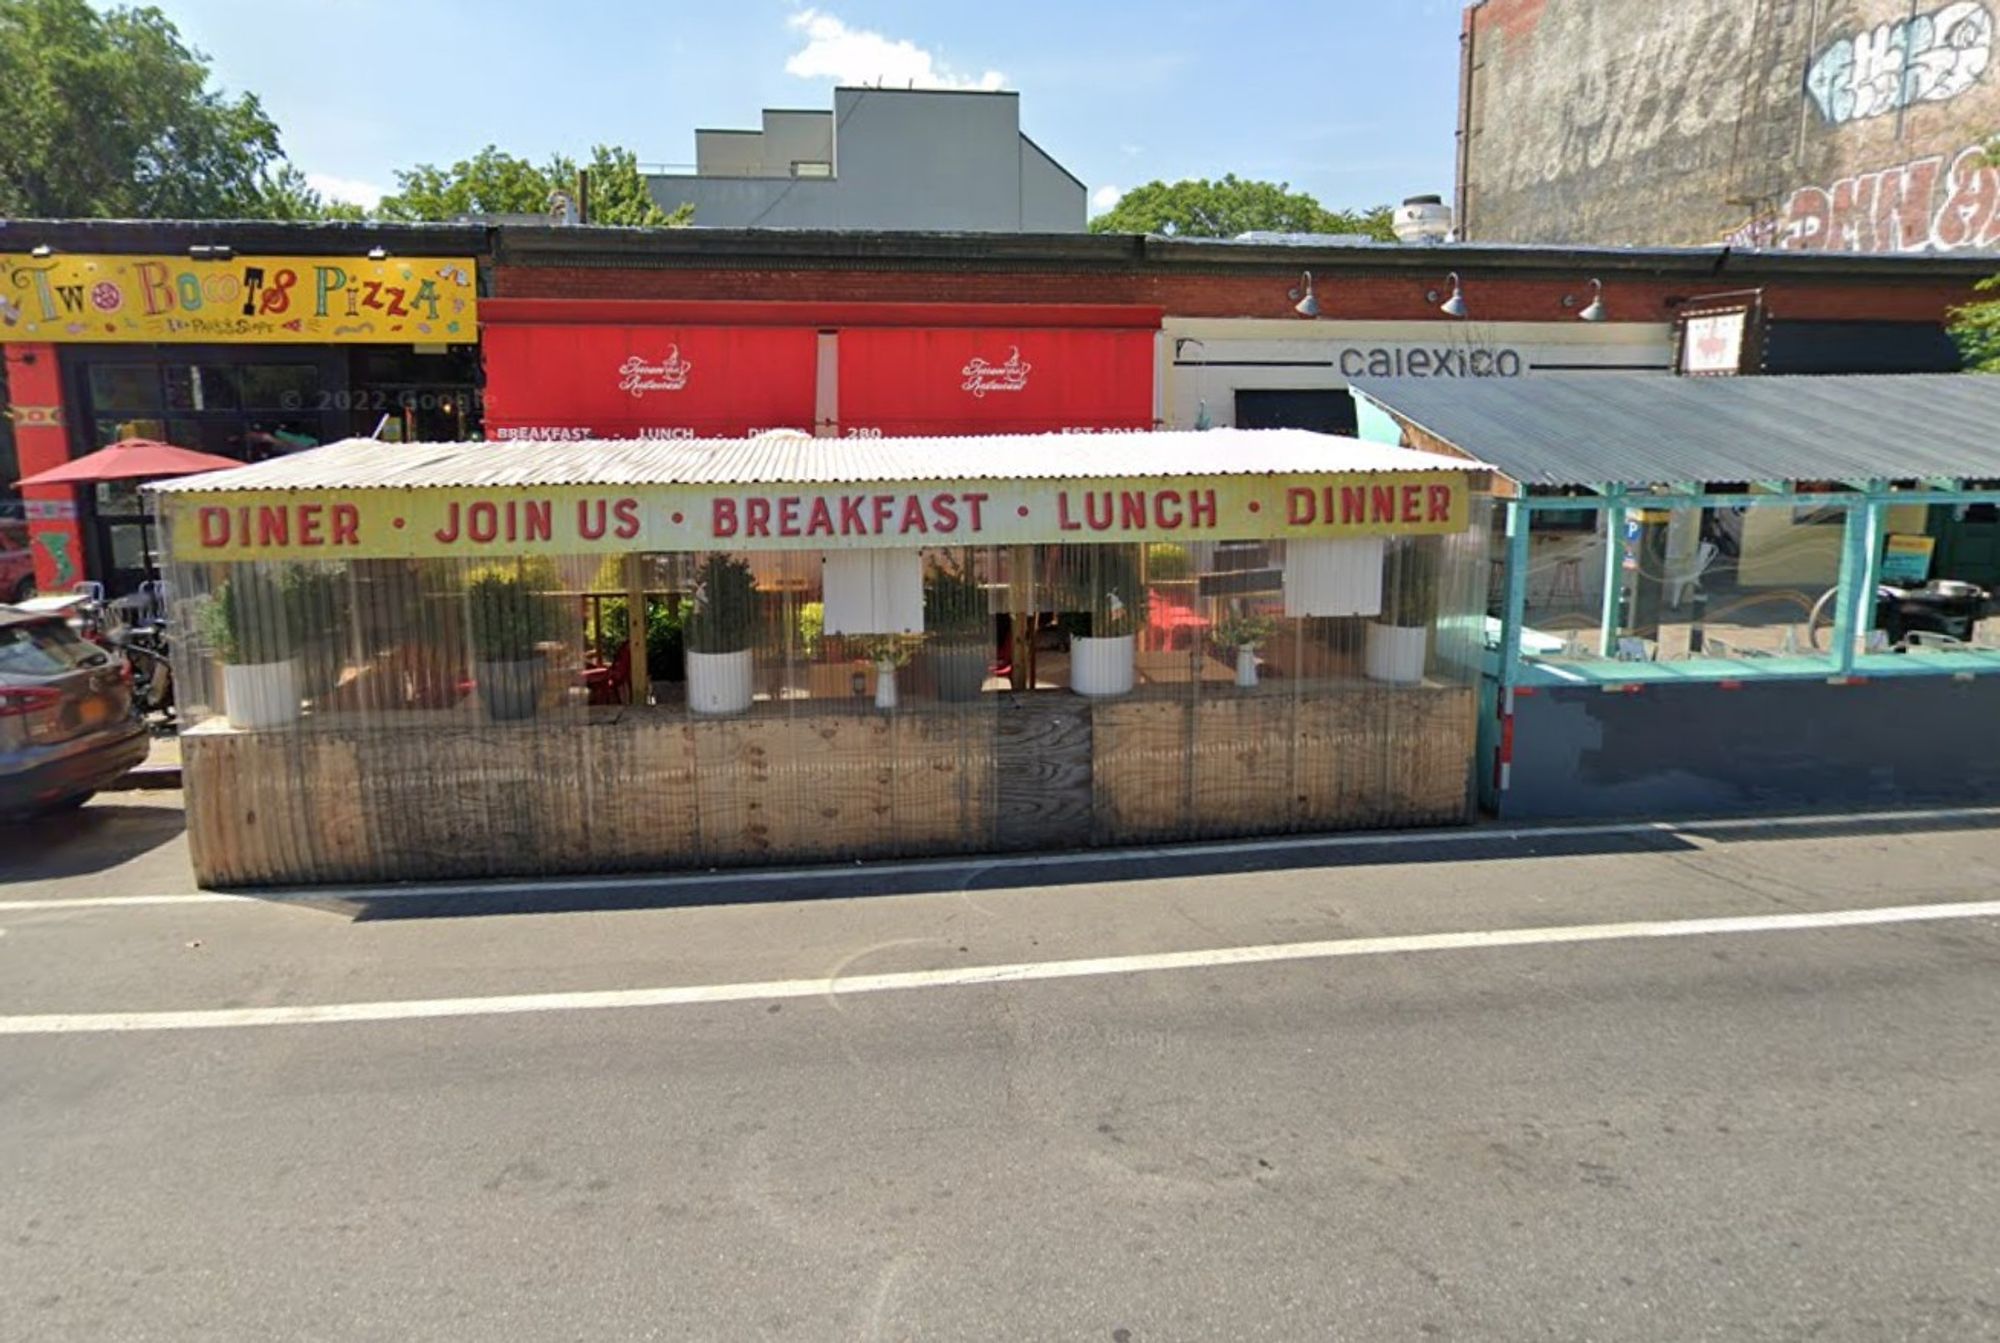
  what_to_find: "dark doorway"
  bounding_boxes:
[1234,389,1359,436]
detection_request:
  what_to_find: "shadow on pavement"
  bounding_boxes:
[0,801,187,881]
[283,826,1703,923]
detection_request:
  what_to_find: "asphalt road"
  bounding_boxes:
[4,797,2000,1341]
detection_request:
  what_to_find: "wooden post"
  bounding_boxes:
[625,552,648,703]
[1009,545,1034,691]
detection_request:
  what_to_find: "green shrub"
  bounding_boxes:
[466,563,563,663]
[1212,610,1278,649]
[196,565,344,665]
[1384,539,1441,628]
[923,555,988,641]
[684,552,758,654]
[646,599,685,679]
[1146,543,1193,582]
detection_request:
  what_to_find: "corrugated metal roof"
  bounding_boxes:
[1351,374,2000,489]
[149,429,1484,494]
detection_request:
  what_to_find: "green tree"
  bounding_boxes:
[1089,174,1393,240]
[1949,138,2000,373]
[377,143,691,226]
[0,0,316,218]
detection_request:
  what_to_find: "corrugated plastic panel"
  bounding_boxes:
[150,429,1485,494]
[1351,373,2000,489]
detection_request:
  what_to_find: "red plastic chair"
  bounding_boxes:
[583,640,632,705]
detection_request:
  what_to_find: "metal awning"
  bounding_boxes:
[1351,373,2000,489]
[149,428,1485,495]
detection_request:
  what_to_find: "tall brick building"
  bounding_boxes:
[1458,0,2000,252]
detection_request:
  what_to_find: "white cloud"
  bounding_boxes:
[305,172,385,210]
[784,9,1005,90]
[1091,185,1124,215]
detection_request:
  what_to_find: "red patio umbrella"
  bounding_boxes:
[14,437,242,488]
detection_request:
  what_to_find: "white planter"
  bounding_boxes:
[874,661,899,710]
[1364,622,1429,685]
[1071,633,1135,697]
[222,659,301,730]
[475,658,542,722]
[1235,644,1259,688]
[686,648,754,715]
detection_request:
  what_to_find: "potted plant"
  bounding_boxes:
[857,634,919,710]
[466,561,563,720]
[921,556,990,702]
[684,552,758,715]
[1064,546,1148,697]
[197,568,302,730]
[1213,609,1278,688]
[1366,539,1440,685]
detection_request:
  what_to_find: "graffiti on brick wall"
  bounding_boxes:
[1805,2,1993,125]
[1728,142,2000,251]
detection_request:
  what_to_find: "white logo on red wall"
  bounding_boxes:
[618,346,694,397]
[960,347,1032,398]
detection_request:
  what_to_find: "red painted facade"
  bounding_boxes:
[4,344,85,591]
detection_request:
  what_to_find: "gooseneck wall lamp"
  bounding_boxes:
[1289,271,1320,318]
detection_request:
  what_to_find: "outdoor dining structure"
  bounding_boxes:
[148,429,1493,887]
[1351,374,2000,820]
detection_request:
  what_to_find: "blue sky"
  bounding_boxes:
[141,0,1465,217]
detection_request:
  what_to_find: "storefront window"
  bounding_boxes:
[165,365,243,412]
[238,364,321,409]
[86,364,162,412]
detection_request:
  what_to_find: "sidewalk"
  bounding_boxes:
[104,731,181,792]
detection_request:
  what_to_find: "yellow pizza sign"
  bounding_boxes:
[0,253,477,344]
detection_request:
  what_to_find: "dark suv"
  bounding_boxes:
[0,607,148,816]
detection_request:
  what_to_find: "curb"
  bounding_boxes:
[105,765,182,792]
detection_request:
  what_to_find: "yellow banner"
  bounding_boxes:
[161,472,1470,563]
[0,253,477,344]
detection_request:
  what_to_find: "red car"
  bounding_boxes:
[0,530,33,605]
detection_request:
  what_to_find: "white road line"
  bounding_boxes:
[2,898,1996,1037]
[9,803,2000,913]
[0,893,254,912]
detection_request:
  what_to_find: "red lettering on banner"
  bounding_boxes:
[580,500,608,540]
[199,507,230,548]
[870,495,894,534]
[1372,486,1396,523]
[1427,485,1452,522]
[932,493,960,533]
[331,504,360,546]
[1084,492,1114,531]
[256,506,289,547]
[1155,490,1183,530]
[523,500,551,543]
[807,497,835,536]
[298,505,325,547]
[745,498,772,538]
[1341,487,1367,524]
[1188,490,1216,529]
[1401,485,1423,522]
[839,496,865,535]
[434,503,461,543]
[1120,491,1148,529]
[899,495,929,534]
[711,499,738,538]
[612,498,640,539]
[1057,493,1082,531]
[467,502,496,544]
[963,492,989,531]
[777,496,802,537]
[1287,487,1316,525]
